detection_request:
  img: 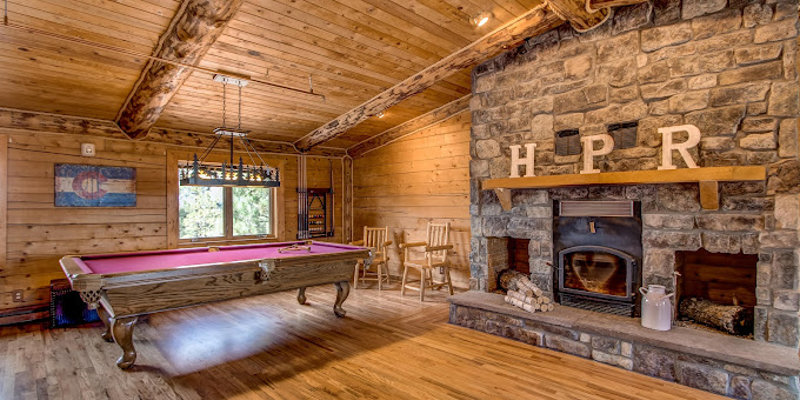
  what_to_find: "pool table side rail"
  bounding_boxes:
[61,246,371,283]
[74,241,365,262]
[103,256,364,317]
[59,247,372,317]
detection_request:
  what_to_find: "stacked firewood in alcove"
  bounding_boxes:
[679,298,753,336]
[500,270,555,313]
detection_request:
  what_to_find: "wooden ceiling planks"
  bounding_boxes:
[157,0,521,146]
[0,0,181,119]
[1,0,547,150]
[293,3,561,150]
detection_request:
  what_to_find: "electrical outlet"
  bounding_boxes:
[12,289,23,302]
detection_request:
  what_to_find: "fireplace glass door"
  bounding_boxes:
[558,246,635,302]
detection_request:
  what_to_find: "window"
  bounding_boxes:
[179,186,224,239]
[168,152,283,246]
[233,187,272,236]
[179,184,274,241]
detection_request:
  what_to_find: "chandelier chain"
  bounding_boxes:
[180,74,278,188]
[221,81,227,128]
[238,84,242,130]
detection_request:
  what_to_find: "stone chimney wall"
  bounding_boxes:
[469,0,800,347]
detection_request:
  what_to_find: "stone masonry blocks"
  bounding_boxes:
[468,0,800,363]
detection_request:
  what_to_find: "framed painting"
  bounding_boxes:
[54,164,136,207]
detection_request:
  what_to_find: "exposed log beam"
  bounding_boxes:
[347,95,471,158]
[544,0,610,31]
[147,128,347,157]
[0,108,346,157]
[294,5,564,151]
[588,0,649,12]
[116,0,243,140]
[0,108,123,137]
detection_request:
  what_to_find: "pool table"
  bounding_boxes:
[59,240,371,369]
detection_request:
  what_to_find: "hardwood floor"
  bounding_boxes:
[0,284,726,400]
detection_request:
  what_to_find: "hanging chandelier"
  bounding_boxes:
[179,74,280,188]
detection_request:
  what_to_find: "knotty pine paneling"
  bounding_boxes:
[352,112,471,287]
[1,132,168,310]
[0,128,343,313]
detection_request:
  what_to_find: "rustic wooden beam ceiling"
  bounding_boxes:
[545,0,609,31]
[347,95,471,158]
[1,0,649,152]
[115,0,244,140]
[293,0,648,151]
[0,108,344,157]
[293,4,564,151]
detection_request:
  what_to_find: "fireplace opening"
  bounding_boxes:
[491,238,530,293]
[562,246,632,298]
[554,200,642,317]
[675,249,756,337]
[508,238,530,275]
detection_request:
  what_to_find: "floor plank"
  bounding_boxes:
[0,284,726,399]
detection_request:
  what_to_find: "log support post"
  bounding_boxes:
[494,188,513,211]
[699,181,720,211]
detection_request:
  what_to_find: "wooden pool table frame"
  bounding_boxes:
[59,242,371,369]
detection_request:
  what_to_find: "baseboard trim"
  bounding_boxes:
[0,304,49,326]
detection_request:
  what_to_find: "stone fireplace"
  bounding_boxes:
[468,0,800,349]
[454,1,800,398]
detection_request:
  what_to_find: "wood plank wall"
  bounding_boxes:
[352,112,471,287]
[0,128,342,312]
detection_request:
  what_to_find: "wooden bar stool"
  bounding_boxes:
[399,222,454,301]
[350,226,393,290]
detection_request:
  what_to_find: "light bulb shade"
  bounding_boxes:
[472,12,491,27]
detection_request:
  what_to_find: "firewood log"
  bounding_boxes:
[509,298,526,309]
[518,279,543,297]
[499,270,542,296]
[540,296,551,305]
[679,298,753,336]
[522,303,539,313]
[507,290,527,303]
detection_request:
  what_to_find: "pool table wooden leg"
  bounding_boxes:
[297,287,307,305]
[333,281,350,318]
[111,316,139,369]
[96,306,114,343]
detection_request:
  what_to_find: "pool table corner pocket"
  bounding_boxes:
[257,259,276,283]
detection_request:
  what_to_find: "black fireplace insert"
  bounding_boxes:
[553,200,642,317]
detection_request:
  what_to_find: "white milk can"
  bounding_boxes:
[639,285,674,331]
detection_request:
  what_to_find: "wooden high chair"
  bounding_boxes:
[350,226,393,290]
[399,222,454,301]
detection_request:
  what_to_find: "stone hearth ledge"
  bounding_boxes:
[448,291,800,377]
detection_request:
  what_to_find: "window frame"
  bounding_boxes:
[167,149,284,248]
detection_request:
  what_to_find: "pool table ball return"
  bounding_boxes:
[59,240,371,369]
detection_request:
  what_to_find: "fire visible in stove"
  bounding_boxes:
[563,251,628,297]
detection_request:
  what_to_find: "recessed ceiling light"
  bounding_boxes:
[472,11,491,27]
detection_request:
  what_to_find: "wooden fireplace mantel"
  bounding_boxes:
[482,166,767,211]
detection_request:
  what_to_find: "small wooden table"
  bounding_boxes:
[59,241,371,369]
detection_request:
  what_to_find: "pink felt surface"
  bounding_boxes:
[78,242,363,275]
